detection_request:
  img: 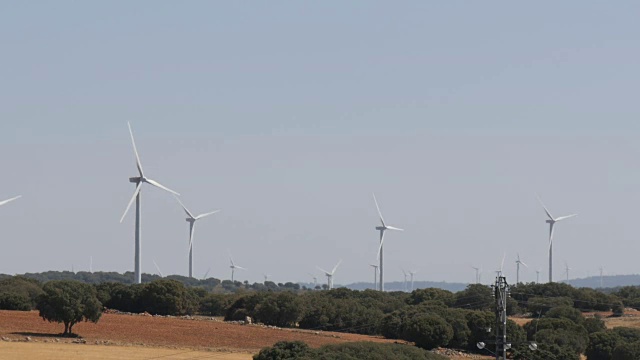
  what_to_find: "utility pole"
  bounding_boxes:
[493,275,509,360]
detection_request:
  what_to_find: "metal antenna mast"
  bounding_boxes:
[493,275,509,360]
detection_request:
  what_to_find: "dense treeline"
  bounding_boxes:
[253,341,448,360]
[4,275,640,358]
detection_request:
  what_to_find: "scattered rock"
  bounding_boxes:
[72,338,87,344]
[25,336,32,342]
[1,336,10,341]
[55,338,60,342]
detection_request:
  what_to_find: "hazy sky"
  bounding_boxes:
[1,2,640,285]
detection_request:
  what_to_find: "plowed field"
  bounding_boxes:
[0,310,395,358]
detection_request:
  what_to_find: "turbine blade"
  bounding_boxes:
[500,252,506,273]
[331,259,342,274]
[174,195,194,219]
[555,214,577,222]
[187,223,195,253]
[536,194,554,220]
[152,259,163,277]
[386,226,404,231]
[202,268,211,280]
[521,261,528,268]
[372,193,386,227]
[0,195,21,207]
[316,266,330,275]
[196,210,221,220]
[120,182,142,223]
[145,178,180,196]
[128,122,144,177]
[236,265,247,270]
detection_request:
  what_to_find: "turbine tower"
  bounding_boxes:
[537,195,576,283]
[308,273,318,289]
[174,196,220,278]
[536,269,541,283]
[373,194,403,291]
[120,123,179,284]
[229,254,246,282]
[263,273,271,283]
[369,264,379,290]
[599,266,604,288]
[317,259,342,290]
[515,253,528,284]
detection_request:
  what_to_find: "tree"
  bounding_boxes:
[402,314,453,350]
[36,280,102,335]
[585,331,621,360]
[613,341,640,360]
[254,340,311,360]
[138,279,198,315]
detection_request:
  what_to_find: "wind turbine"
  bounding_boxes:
[317,259,342,290]
[263,273,271,283]
[89,256,93,273]
[515,253,528,284]
[0,195,21,208]
[409,270,418,291]
[537,195,576,283]
[120,123,180,284]
[535,269,541,283]
[369,264,379,290]
[564,261,571,282]
[599,266,604,288]
[373,194,403,291]
[229,254,246,282]
[308,273,318,289]
[174,196,220,278]
[401,268,409,292]
[471,266,481,284]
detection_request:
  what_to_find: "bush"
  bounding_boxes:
[138,279,198,316]
[0,292,32,311]
[586,331,621,360]
[253,292,304,327]
[407,288,454,307]
[402,314,453,350]
[612,341,640,360]
[254,341,310,360]
[584,316,607,334]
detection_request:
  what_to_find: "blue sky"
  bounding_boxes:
[1,2,639,285]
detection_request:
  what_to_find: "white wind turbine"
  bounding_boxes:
[599,266,604,288]
[409,270,418,291]
[369,264,379,290]
[471,266,481,284]
[535,269,541,283]
[564,261,571,282]
[263,273,271,283]
[174,196,220,278]
[120,123,180,284]
[317,259,342,290]
[401,268,409,292]
[515,253,528,284]
[0,195,21,208]
[308,273,318,289]
[537,195,577,283]
[229,254,246,282]
[373,194,403,291]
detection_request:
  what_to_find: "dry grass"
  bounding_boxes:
[0,342,252,360]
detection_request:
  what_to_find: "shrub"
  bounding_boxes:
[585,331,621,360]
[254,341,310,360]
[402,314,453,350]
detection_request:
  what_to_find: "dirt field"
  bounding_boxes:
[0,310,397,359]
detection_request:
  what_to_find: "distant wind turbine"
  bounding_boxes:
[202,268,211,280]
[263,273,271,283]
[317,259,342,290]
[537,195,576,283]
[409,270,418,291]
[120,123,180,284]
[536,269,541,284]
[174,196,220,278]
[89,256,93,273]
[564,261,571,281]
[471,266,481,284]
[599,266,604,288]
[515,253,528,284]
[229,254,246,282]
[308,273,318,289]
[401,268,409,292]
[373,194,403,291]
[369,264,379,290]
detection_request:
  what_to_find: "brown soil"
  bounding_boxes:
[0,311,396,353]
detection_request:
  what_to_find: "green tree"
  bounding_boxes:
[138,279,198,315]
[402,314,453,350]
[36,280,102,335]
[407,288,455,306]
[612,341,640,360]
[585,331,621,360]
[454,284,493,311]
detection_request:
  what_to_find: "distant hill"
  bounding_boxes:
[346,281,468,293]
[563,274,640,289]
